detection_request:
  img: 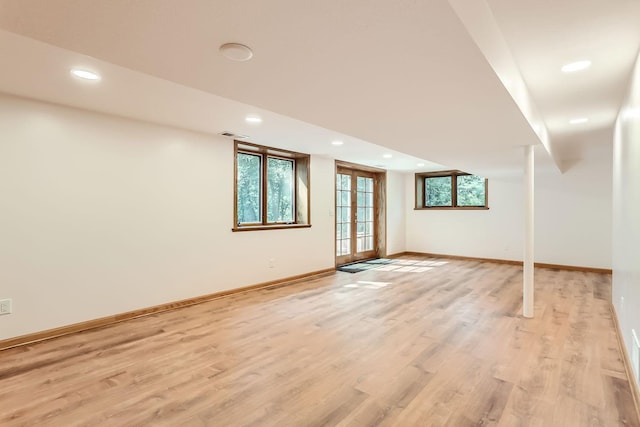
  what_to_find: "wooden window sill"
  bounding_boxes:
[414,207,490,210]
[232,224,312,232]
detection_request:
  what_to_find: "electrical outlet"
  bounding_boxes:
[268,258,275,268]
[621,296,625,313]
[0,299,11,315]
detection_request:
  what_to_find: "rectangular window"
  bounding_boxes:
[234,141,310,230]
[267,157,294,223]
[415,170,488,210]
[425,176,453,207]
[456,174,486,207]
[237,152,262,224]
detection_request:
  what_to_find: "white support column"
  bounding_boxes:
[523,145,535,318]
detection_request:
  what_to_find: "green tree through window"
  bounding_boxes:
[236,153,262,224]
[457,175,485,206]
[267,157,294,223]
[425,176,452,207]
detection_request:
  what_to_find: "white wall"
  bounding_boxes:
[405,150,612,269]
[405,173,523,260]
[0,90,616,343]
[386,171,406,255]
[613,51,640,387]
[535,148,612,268]
[0,94,335,340]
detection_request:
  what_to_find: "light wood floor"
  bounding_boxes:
[0,257,638,426]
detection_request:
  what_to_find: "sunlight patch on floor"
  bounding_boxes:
[344,281,391,289]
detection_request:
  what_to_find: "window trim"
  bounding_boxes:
[233,140,311,231]
[415,170,489,210]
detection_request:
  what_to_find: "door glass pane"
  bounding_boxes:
[355,176,374,254]
[365,236,373,251]
[341,191,350,206]
[343,174,351,189]
[342,240,350,255]
[336,173,352,256]
[237,152,262,224]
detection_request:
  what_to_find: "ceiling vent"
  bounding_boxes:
[219,132,248,139]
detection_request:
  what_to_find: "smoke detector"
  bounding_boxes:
[219,43,253,62]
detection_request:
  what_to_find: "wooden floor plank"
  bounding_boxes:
[0,257,637,426]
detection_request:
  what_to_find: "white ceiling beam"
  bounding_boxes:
[448,0,562,172]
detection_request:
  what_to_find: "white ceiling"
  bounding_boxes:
[487,0,640,162]
[0,29,438,172]
[0,0,638,177]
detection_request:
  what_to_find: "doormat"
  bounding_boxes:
[337,258,395,273]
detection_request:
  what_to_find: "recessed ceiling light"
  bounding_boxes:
[245,115,262,124]
[417,163,425,167]
[331,140,344,146]
[70,68,100,80]
[220,43,253,62]
[382,154,393,159]
[569,117,589,124]
[561,60,591,73]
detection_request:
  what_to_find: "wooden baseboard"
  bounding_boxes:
[401,251,521,266]
[611,303,640,423]
[0,267,335,352]
[398,251,612,274]
[533,262,612,274]
[385,252,408,259]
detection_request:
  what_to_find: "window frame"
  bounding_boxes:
[414,170,489,210]
[233,140,311,231]
[265,156,296,224]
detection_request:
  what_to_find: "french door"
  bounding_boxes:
[336,167,378,265]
